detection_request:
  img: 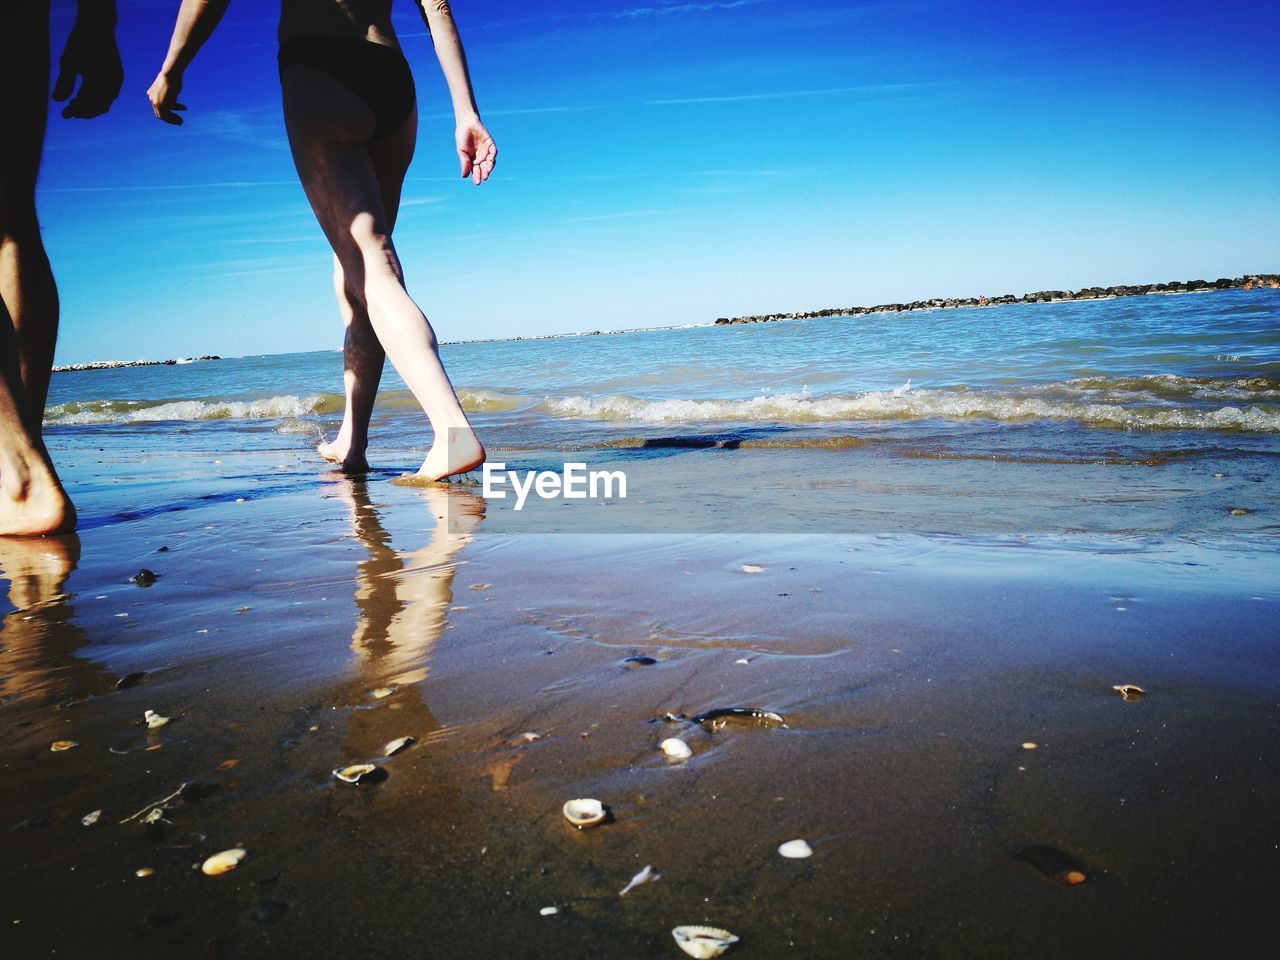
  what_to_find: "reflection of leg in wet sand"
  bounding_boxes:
[329,480,484,759]
[0,535,108,706]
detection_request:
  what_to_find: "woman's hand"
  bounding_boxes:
[146,70,187,125]
[456,115,496,185]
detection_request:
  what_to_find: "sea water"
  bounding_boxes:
[44,290,1280,538]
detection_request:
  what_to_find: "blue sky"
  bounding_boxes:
[39,0,1280,363]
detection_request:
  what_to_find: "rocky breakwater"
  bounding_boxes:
[713,273,1279,325]
[53,355,221,373]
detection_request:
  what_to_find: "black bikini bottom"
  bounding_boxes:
[278,36,416,141]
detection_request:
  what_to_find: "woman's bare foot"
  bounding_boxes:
[317,432,370,473]
[416,427,485,482]
[0,460,76,537]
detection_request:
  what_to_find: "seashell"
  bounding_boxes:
[1064,870,1088,885]
[1021,742,1037,750]
[777,838,813,859]
[671,925,739,959]
[740,564,764,574]
[144,710,171,729]
[201,848,246,876]
[1228,508,1250,516]
[50,740,79,752]
[692,707,786,729]
[381,736,415,757]
[624,655,657,666]
[1112,683,1146,701]
[370,687,395,699]
[135,867,155,878]
[562,798,606,829]
[333,763,385,784]
[539,906,558,916]
[81,809,102,827]
[661,737,693,760]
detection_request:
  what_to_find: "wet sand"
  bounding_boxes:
[3,445,1279,958]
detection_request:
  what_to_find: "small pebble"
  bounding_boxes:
[1021,742,1038,750]
[81,809,102,827]
[1229,508,1250,516]
[371,687,395,699]
[1064,870,1088,885]
[741,564,765,574]
[539,906,558,916]
[135,867,155,878]
[130,569,157,587]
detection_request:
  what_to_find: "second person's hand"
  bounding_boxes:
[146,70,188,125]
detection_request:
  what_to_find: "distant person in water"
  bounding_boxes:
[0,0,123,536]
[148,0,494,479]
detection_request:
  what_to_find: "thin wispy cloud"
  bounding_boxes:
[567,209,683,223]
[646,82,938,106]
[615,0,771,18]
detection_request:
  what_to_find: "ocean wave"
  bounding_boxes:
[43,388,519,426]
[537,389,1280,432]
[45,394,339,425]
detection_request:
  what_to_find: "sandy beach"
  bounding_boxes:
[3,433,1278,958]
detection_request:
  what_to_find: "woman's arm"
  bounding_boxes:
[146,0,231,125]
[417,1,496,185]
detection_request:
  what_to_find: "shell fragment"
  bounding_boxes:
[201,848,246,876]
[660,737,693,761]
[333,763,384,784]
[562,798,606,829]
[50,740,79,752]
[619,864,659,895]
[144,710,171,729]
[672,925,739,959]
[381,736,415,757]
[778,838,813,859]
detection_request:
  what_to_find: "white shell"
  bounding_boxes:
[672,925,739,959]
[333,763,380,784]
[740,564,765,574]
[371,687,395,699]
[201,848,246,876]
[381,736,414,757]
[144,710,171,729]
[81,809,103,827]
[562,798,605,828]
[539,906,558,916]
[660,737,693,760]
[777,838,813,859]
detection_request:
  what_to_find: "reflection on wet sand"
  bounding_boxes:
[326,478,484,766]
[0,535,114,707]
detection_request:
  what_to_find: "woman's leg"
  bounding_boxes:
[0,3,75,536]
[283,66,483,481]
[316,254,383,472]
[317,127,413,471]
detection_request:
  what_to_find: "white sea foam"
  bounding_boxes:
[537,388,1280,432]
[45,394,333,426]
